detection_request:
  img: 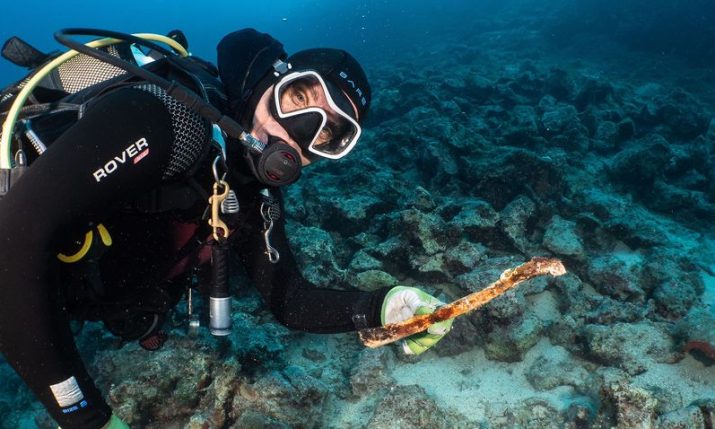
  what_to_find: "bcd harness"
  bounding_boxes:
[0,29,283,350]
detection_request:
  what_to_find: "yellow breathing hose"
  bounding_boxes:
[0,33,189,169]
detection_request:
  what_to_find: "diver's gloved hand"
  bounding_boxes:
[381,286,453,355]
[102,414,130,429]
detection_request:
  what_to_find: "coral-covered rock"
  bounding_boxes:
[484,312,543,362]
[563,398,598,429]
[587,254,645,302]
[455,255,526,293]
[651,280,699,320]
[371,236,405,261]
[551,273,594,317]
[232,410,292,429]
[499,195,537,253]
[548,315,584,354]
[525,346,590,391]
[484,288,527,322]
[355,270,399,291]
[230,313,289,371]
[328,194,385,225]
[655,89,709,140]
[290,226,345,287]
[542,215,585,258]
[503,105,540,147]
[506,398,564,429]
[595,120,620,149]
[521,275,550,296]
[541,103,579,134]
[675,309,715,363]
[584,296,647,324]
[608,134,672,191]
[231,366,328,427]
[409,252,451,281]
[443,240,487,275]
[401,208,449,255]
[574,188,669,248]
[447,199,500,242]
[601,379,658,428]
[368,385,474,429]
[581,322,681,375]
[409,186,438,212]
[192,361,242,428]
[692,399,715,426]
[434,317,481,357]
[99,346,216,426]
[349,348,395,396]
[349,249,384,271]
[655,405,706,429]
[575,79,615,110]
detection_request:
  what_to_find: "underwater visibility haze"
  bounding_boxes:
[0,0,714,427]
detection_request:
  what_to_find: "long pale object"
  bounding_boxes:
[358,257,566,348]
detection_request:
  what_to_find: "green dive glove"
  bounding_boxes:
[102,414,130,429]
[381,286,453,355]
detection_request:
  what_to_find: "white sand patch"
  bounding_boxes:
[391,338,579,422]
[631,355,715,407]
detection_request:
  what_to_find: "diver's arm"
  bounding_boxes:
[0,88,174,428]
[232,187,390,333]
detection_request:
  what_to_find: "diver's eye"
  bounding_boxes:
[292,90,307,106]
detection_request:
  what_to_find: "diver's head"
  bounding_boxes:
[217,30,371,186]
[251,49,371,165]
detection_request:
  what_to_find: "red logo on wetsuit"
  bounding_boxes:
[92,137,150,182]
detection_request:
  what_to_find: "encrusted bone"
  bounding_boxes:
[358,257,567,348]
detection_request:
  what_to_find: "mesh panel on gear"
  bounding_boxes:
[57,46,129,94]
[134,83,211,179]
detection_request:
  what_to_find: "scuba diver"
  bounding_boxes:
[0,28,453,429]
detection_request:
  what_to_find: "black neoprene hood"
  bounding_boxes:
[217,29,371,128]
[217,29,287,128]
[287,48,372,121]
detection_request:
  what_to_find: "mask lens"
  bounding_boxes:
[273,71,361,159]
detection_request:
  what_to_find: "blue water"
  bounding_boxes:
[0,0,496,85]
[2,0,715,427]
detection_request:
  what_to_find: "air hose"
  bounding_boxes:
[0,31,189,168]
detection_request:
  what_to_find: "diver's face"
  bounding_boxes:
[250,79,345,166]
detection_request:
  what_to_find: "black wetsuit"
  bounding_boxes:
[0,47,387,429]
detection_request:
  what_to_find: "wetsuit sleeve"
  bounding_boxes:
[232,188,390,334]
[0,88,175,428]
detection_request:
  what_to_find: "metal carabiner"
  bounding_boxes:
[262,220,280,263]
[209,180,230,241]
[260,201,280,263]
[212,155,227,183]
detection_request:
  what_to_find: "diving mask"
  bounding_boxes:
[270,70,362,160]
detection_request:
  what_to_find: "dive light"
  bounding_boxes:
[209,239,231,336]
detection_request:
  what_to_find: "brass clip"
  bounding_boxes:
[209,180,230,241]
